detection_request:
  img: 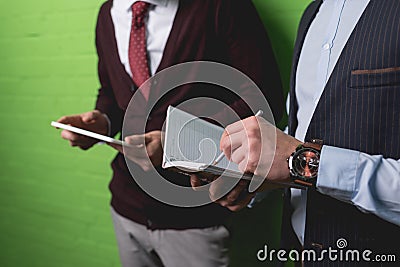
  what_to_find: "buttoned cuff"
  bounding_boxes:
[316,146,360,202]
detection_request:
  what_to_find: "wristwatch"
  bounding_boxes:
[288,139,323,188]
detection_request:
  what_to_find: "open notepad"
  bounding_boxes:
[162,106,306,190]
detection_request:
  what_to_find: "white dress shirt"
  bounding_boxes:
[291,0,400,245]
[111,0,179,77]
[100,0,178,133]
[291,0,371,245]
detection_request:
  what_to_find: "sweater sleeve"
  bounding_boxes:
[94,2,124,137]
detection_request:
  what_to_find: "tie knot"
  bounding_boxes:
[132,1,150,28]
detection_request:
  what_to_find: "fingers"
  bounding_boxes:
[232,151,257,174]
[219,123,243,155]
[190,175,203,188]
[123,136,149,162]
[224,193,254,212]
[123,145,152,171]
[125,135,146,147]
[221,116,264,174]
[144,131,162,142]
[230,146,246,166]
[60,129,94,149]
[144,131,162,152]
[217,180,246,205]
[121,134,160,171]
[61,129,82,143]
[220,131,244,161]
[211,179,254,212]
[57,115,80,125]
[223,115,262,138]
[124,131,162,158]
[223,119,246,138]
[221,136,261,174]
[190,175,210,192]
[57,110,105,128]
[57,112,98,129]
[220,116,261,159]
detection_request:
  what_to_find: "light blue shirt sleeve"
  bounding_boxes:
[317,146,400,226]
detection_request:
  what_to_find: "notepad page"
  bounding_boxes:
[163,106,238,172]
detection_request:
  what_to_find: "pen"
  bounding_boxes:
[212,110,264,165]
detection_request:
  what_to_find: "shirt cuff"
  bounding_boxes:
[316,146,360,202]
[247,191,270,208]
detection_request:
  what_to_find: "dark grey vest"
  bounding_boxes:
[287,1,400,265]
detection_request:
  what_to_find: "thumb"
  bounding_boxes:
[125,134,146,146]
[81,110,100,124]
[57,115,74,124]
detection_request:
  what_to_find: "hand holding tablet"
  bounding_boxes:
[51,121,125,146]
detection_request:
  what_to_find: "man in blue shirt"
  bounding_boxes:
[199,0,400,265]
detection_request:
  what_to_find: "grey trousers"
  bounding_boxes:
[111,207,230,267]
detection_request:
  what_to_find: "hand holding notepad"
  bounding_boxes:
[110,131,164,172]
[162,106,306,190]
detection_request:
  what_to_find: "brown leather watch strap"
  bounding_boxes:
[303,139,323,151]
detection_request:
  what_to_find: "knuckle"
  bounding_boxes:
[246,162,257,172]
[247,128,259,139]
[230,152,238,163]
[247,155,259,167]
[142,166,150,172]
[248,142,261,156]
[69,135,78,142]
[248,138,259,148]
[245,116,258,126]
[220,138,230,150]
[226,195,237,205]
[147,151,154,158]
[209,192,219,202]
[229,206,241,212]
[219,201,229,208]
[238,162,246,173]
[244,160,256,173]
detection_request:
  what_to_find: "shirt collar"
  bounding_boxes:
[113,0,168,13]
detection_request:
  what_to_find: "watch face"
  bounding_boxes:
[291,148,320,179]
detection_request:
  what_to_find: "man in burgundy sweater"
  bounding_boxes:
[57,0,284,266]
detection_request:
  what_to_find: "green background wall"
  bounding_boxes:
[0,1,310,266]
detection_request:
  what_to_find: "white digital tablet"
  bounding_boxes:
[51,121,125,146]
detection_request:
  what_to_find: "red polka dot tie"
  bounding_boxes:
[129,1,151,101]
